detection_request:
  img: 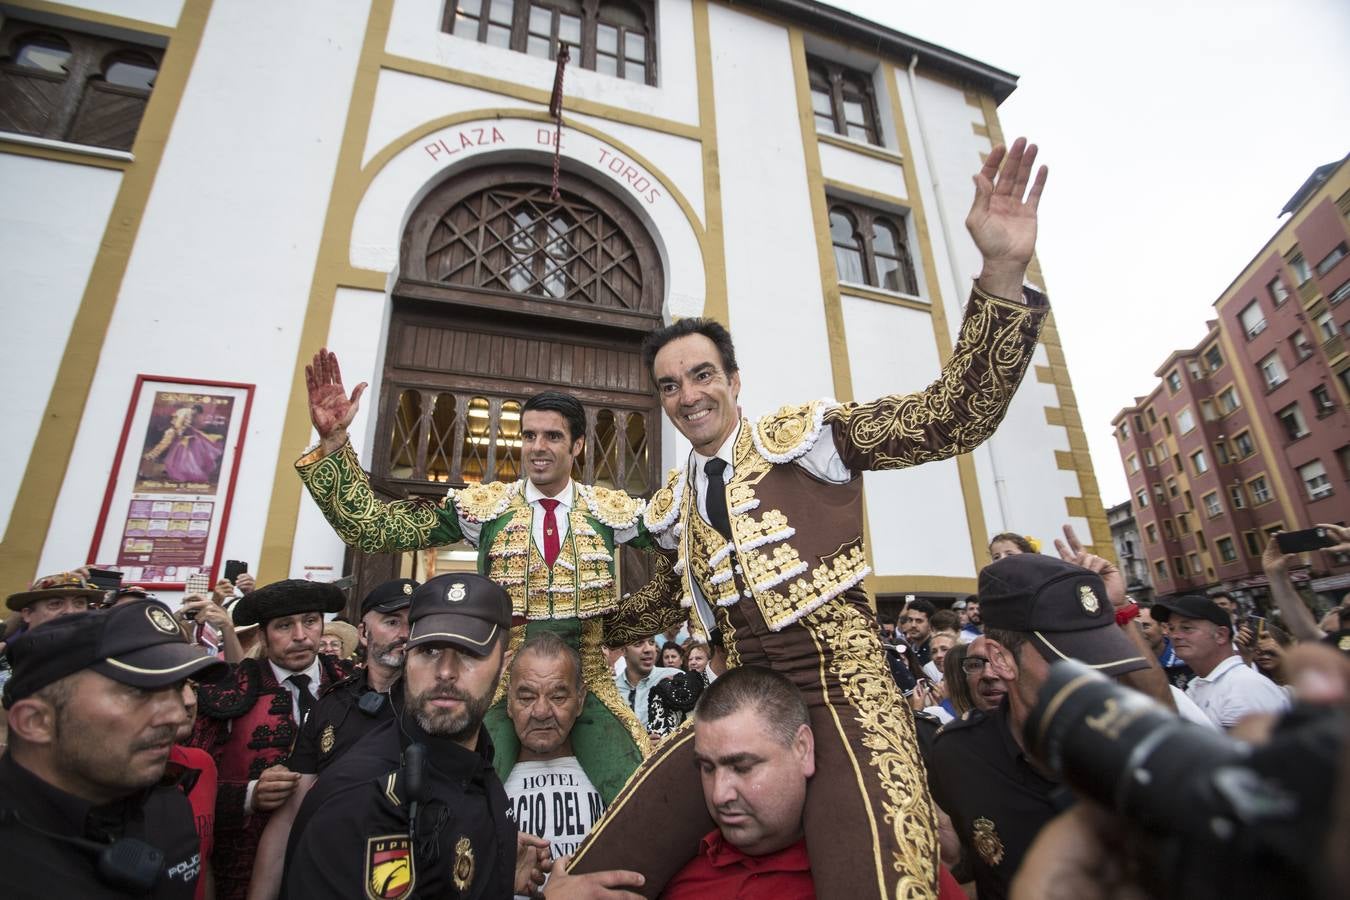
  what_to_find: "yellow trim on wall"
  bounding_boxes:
[787,27,854,403]
[821,177,908,211]
[380,53,702,141]
[0,0,212,591]
[257,0,394,583]
[691,0,728,324]
[871,575,979,596]
[0,138,129,171]
[815,131,905,165]
[975,94,1112,560]
[4,0,175,37]
[839,284,930,313]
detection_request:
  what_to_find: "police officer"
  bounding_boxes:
[249,578,416,899]
[926,554,1155,900]
[0,599,226,899]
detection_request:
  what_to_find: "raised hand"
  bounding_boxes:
[966,137,1047,300]
[305,348,367,456]
[1054,524,1126,610]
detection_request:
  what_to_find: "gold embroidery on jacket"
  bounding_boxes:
[484,501,617,621]
[807,602,939,896]
[580,618,650,756]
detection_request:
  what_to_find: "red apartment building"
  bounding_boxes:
[1113,154,1350,608]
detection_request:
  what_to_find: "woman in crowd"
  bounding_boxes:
[989,531,1038,561]
[319,620,358,659]
[684,640,714,681]
[660,641,687,671]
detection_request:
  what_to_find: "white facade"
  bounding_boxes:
[0,0,1105,602]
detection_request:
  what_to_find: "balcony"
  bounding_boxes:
[1324,333,1346,363]
[1298,278,1321,306]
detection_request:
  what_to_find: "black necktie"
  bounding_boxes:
[628,686,638,711]
[703,458,733,541]
[288,674,315,725]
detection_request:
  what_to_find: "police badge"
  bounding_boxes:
[447,582,468,603]
[972,817,1005,866]
[320,723,336,756]
[146,605,180,634]
[1078,584,1100,615]
[364,835,415,900]
[452,835,475,890]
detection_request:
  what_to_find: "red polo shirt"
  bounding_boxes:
[662,830,814,900]
[661,829,966,900]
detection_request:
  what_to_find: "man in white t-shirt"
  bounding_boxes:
[1153,594,1289,730]
[503,631,606,865]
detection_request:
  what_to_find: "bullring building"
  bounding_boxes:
[1,0,1106,614]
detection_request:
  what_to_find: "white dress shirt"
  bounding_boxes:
[1185,654,1290,729]
[269,657,322,724]
[523,479,574,558]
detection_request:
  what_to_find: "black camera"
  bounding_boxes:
[1025,659,1343,900]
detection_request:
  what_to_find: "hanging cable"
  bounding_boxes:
[548,42,571,201]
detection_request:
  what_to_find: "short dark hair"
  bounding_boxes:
[904,598,937,619]
[523,391,587,443]
[989,532,1037,554]
[512,630,583,691]
[695,665,806,747]
[930,609,959,633]
[641,318,739,377]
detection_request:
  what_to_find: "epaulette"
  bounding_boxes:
[751,400,833,463]
[577,484,646,530]
[642,467,685,534]
[933,708,987,740]
[196,657,261,719]
[451,479,521,523]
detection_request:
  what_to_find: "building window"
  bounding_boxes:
[828,201,917,294]
[1173,557,1186,578]
[1146,523,1158,543]
[1315,311,1336,342]
[1162,415,1172,436]
[808,57,881,145]
[1127,454,1139,473]
[1191,449,1209,475]
[1276,402,1309,441]
[1243,531,1261,557]
[1248,475,1272,505]
[1239,300,1266,339]
[1229,484,1247,510]
[0,19,162,151]
[1134,488,1149,509]
[1298,459,1332,500]
[1289,252,1311,284]
[1316,243,1347,278]
[1184,489,1195,511]
[1330,280,1350,306]
[1312,384,1336,417]
[1203,344,1224,372]
[1143,447,1156,467]
[1177,512,1190,533]
[1177,408,1195,434]
[1292,330,1314,361]
[1188,553,1202,574]
[1258,351,1288,389]
[1119,421,1131,440]
[1154,559,1169,581]
[1214,440,1230,465]
[1217,536,1237,563]
[1166,370,1182,394]
[1233,430,1255,458]
[1167,477,1179,498]
[1267,276,1289,305]
[1163,519,1175,540]
[1203,491,1222,517]
[443,0,656,85]
[1200,399,1217,421]
[1218,386,1240,414]
[1133,414,1145,432]
[1152,482,1165,502]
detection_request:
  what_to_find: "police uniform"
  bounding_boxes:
[287,579,417,776]
[0,600,226,899]
[926,704,1072,899]
[283,574,519,899]
[928,554,1153,900]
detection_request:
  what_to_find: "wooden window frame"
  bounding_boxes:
[828,198,919,295]
[442,0,657,86]
[0,17,162,151]
[808,56,882,146]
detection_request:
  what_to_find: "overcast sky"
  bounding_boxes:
[829,0,1350,507]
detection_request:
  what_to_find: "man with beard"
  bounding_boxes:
[284,573,643,899]
[246,579,416,900]
[297,384,682,804]
[901,598,937,666]
[568,139,1050,898]
[0,599,225,898]
[187,580,349,900]
[958,596,982,644]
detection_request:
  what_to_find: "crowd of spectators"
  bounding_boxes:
[2,521,1346,898]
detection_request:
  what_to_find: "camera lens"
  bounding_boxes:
[1025,660,1245,828]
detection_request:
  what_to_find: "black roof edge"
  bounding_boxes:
[727,0,1021,103]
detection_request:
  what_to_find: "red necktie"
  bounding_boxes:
[539,498,561,567]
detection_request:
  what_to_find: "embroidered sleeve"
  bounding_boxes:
[824,285,1047,472]
[295,439,462,552]
[602,547,686,648]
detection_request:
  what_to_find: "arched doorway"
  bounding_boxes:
[347,164,665,599]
